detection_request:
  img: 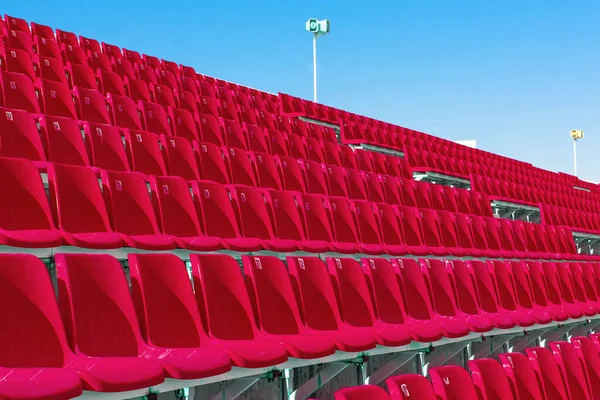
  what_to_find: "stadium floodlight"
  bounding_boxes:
[570,129,584,176]
[306,18,330,103]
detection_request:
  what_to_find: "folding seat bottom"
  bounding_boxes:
[0,367,82,400]
[0,229,63,248]
[141,346,231,380]
[121,234,176,251]
[69,356,164,392]
[61,231,123,249]
[209,339,289,369]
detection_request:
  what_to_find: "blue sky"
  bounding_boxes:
[4,1,600,181]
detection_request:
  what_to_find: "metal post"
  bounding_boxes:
[574,138,577,176]
[312,36,317,103]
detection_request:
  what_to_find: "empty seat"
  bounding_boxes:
[252,152,283,190]
[56,253,229,384]
[149,175,222,251]
[329,257,415,346]
[396,258,470,338]
[190,254,289,367]
[138,101,172,136]
[152,84,176,109]
[425,259,493,332]
[499,352,544,400]
[242,256,337,358]
[386,374,436,400]
[48,163,123,249]
[97,69,125,96]
[304,160,329,195]
[160,135,200,180]
[128,254,233,378]
[0,157,62,248]
[83,122,130,171]
[226,147,257,187]
[279,156,307,192]
[429,365,479,400]
[328,197,361,253]
[230,185,296,251]
[39,115,90,166]
[170,107,199,141]
[125,77,152,103]
[101,170,176,250]
[286,256,377,351]
[194,142,230,184]
[524,347,569,400]
[549,341,592,400]
[73,87,112,124]
[107,94,143,130]
[0,107,46,161]
[572,336,600,399]
[4,48,36,81]
[198,113,225,146]
[38,80,78,120]
[334,385,391,400]
[0,253,160,395]
[468,358,516,400]
[124,129,167,177]
[0,70,40,113]
[39,56,68,84]
[192,181,262,252]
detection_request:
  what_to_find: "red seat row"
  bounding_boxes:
[334,335,600,399]
[0,156,575,257]
[3,252,599,398]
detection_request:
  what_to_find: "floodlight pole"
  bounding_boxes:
[573,138,577,177]
[313,35,317,103]
[570,130,584,177]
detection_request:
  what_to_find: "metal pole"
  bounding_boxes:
[313,35,317,103]
[574,138,577,176]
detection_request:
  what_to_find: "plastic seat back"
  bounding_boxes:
[84,122,129,171]
[329,196,360,248]
[48,163,114,235]
[39,115,90,166]
[287,257,342,331]
[429,365,479,400]
[0,254,71,367]
[549,341,592,400]
[108,94,143,130]
[470,260,502,313]
[226,147,257,187]
[129,254,205,347]
[150,175,202,238]
[192,180,242,241]
[386,374,436,400]
[299,194,336,244]
[499,352,544,400]
[424,259,460,317]
[139,101,171,136]
[160,135,200,180]
[194,142,230,184]
[363,258,408,324]
[525,347,569,400]
[190,254,257,340]
[0,157,56,232]
[327,258,376,327]
[395,258,436,320]
[55,253,144,356]
[0,107,46,161]
[0,70,40,113]
[101,170,162,237]
[468,358,516,400]
[125,129,167,176]
[231,185,275,241]
[73,87,111,124]
[266,190,306,243]
[242,256,302,335]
